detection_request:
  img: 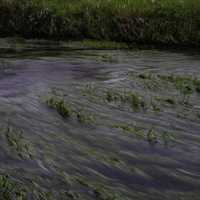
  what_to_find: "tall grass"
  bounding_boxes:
[0,0,200,46]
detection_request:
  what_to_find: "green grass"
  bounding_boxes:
[0,0,200,46]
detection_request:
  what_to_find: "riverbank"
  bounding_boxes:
[0,0,199,47]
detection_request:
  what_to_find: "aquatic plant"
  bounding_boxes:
[81,83,97,97]
[46,97,72,118]
[76,110,95,124]
[138,73,153,80]
[193,79,200,93]
[105,90,120,102]
[0,175,27,200]
[46,96,96,125]
[161,131,176,146]
[113,123,145,138]
[4,126,34,159]
[128,92,145,111]
[155,96,176,106]
[147,128,158,144]
[105,89,145,111]
[164,98,176,105]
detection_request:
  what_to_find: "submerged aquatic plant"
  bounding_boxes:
[4,126,34,159]
[46,97,72,118]
[128,92,145,111]
[112,123,145,138]
[105,89,145,111]
[193,79,200,93]
[0,175,27,200]
[46,96,96,124]
[147,128,158,144]
[76,110,95,124]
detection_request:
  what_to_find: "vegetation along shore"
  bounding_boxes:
[0,0,199,47]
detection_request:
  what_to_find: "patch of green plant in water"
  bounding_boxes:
[112,123,145,138]
[46,96,96,124]
[4,126,35,159]
[81,83,97,97]
[147,128,177,146]
[128,92,145,111]
[61,190,81,200]
[136,72,200,95]
[0,174,27,200]
[161,131,176,146]
[113,123,175,146]
[76,110,95,124]
[105,89,145,111]
[158,74,198,95]
[105,89,124,103]
[135,72,162,90]
[46,97,72,118]
[151,100,161,112]
[147,128,158,145]
[155,96,176,105]
[193,79,200,93]
[138,73,154,80]
[164,98,176,105]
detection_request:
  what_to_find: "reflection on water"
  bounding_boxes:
[0,43,200,199]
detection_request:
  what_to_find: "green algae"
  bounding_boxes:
[3,126,35,160]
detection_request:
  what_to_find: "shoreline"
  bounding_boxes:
[0,0,199,48]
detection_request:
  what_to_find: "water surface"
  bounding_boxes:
[0,42,200,199]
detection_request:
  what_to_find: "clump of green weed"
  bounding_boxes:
[113,123,145,138]
[46,97,72,118]
[4,126,34,159]
[46,96,96,124]
[0,175,27,200]
[128,92,145,111]
[105,90,120,102]
[161,131,176,146]
[193,79,200,93]
[105,89,145,111]
[82,83,97,97]
[76,110,95,124]
[138,73,153,80]
[155,96,176,106]
[147,128,158,144]
[113,123,175,146]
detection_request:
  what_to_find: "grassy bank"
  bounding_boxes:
[0,0,199,47]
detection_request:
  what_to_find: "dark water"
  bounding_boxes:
[0,42,200,199]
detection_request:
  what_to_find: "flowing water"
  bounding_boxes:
[0,40,200,199]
